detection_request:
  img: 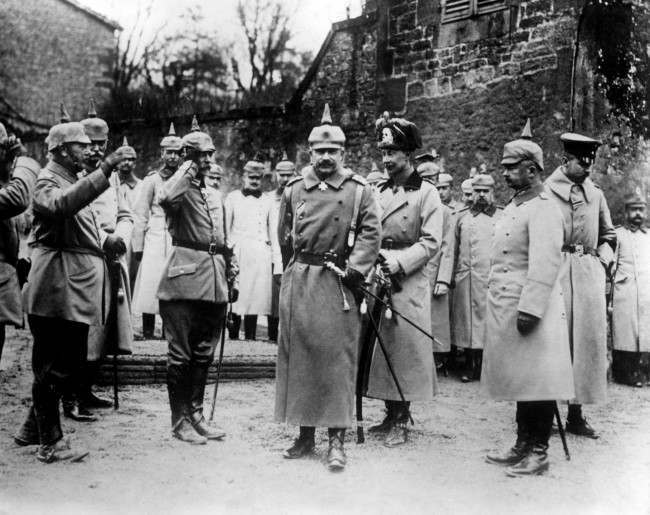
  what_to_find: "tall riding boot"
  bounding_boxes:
[461,349,474,382]
[384,401,409,447]
[189,363,225,440]
[229,314,241,340]
[434,352,449,377]
[327,428,346,470]
[472,350,483,381]
[80,360,112,409]
[505,401,552,477]
[142,313,155,339]
[267,316,279,342]
[369,400,396,433]
[243,315,257,340]
[62,363,96,422]
[167,363,206,445]
[486,403,531,465]
[283,426,316,459]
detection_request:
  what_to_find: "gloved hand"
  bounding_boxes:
[100,148,129,177]
[229,287,239,304]
[103,234,126,256]
[342,267,364,290]
[433,283,449,296]
[378,249,402,275]
[4,135,26,160]
[133,251,143,262]
[516,311,540,335]
[16,257,31,287]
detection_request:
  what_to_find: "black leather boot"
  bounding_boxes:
[327,428,346,471]
[472,350,483,381]
[80,361,112,409]
[505,443,549,477]
[383,402,409,448]
[142,313,155,339]
[62,396,97,422]
[369,401,396,433]
[461,349,474,383]
[244,315,257,340]
[566,404,598,438]
[283,426,315,459]
[229,314,241,340]
[268,316,279,342]
[168,364,206,444]
[486,430,530,465]
[189,364,225,440]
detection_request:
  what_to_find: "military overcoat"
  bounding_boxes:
[452,205,502,349]
[366,172,443,401]
[545,168,616,404]
[612,226,650,353]
[24,162,111,326]
[0,157,40,326]
[482,185,575,401]
[274,166,380,427]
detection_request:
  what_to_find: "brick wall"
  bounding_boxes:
[1,0,117,129]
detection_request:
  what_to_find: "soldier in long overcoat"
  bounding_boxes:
[611,190,650,386]
[0,123,40,365]
[544,133,616,438]
[132,123,182,338]
[483,136,574,477]
[365,116,443,447]
[274,105,381,471]
[452,174,502,382]
[15,121,128,462]
[157,118,239,445]
[226,160,273,340]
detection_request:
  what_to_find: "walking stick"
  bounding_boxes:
[209,303,230,422]
[554,402,570,461]
[113,353,119,410]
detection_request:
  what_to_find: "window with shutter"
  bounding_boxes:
[442,0,507,23]
[476,0,507,15]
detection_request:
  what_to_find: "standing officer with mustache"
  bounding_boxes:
[545,133,616,438]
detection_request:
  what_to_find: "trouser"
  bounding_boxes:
[18,315,88,445]
[516,400,554,446]
[612,350,650,386]
[142,313,155,337]
[228,314,261,340]
[160,300,226,427]
[465,349,483,379]
[0,323,5,366]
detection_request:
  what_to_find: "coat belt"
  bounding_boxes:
[381,239,412,250]
[562,244,597,256]
[294,251,344,267]
[172,238,227,256]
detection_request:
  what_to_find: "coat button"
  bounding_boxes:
[502,249,508,254]
[334,216,339,221]
[502,267,508,272]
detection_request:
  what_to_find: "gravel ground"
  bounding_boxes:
[1,326,649,515]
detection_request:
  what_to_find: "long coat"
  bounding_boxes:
[132,168,174,314]
[0,157,40,326]
[612,226,650,353]
[452,205,502,349]
[157,162,238,304]
[366,172,443,401]
[426,203,455,352]
[225,190,273,315]
[24,162,111,326]
[274,166,380,427]
[85,172,134,360]
[545,168,616,404]
[482,185,575,401]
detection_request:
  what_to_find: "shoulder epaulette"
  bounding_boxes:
[422,177,437,186]
[146,169,158,176]
[496,204,505,210]
[350,174,367,185]
[286,175,304,187]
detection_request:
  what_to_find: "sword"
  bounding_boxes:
[209,302,231,422]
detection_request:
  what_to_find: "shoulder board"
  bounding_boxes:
[422,178,437,186]
[146,169,158,176]
[456,206,470,214]
[286,176,304,187]
[593,182,602,190]
[349,174,367,185]
[495,204,505,210]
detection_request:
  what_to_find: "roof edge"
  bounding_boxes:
[60,0,122,30]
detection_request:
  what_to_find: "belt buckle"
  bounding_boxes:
[208,242,217,255]
[575,244,584,256]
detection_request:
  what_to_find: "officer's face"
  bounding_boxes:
[63,142,90,172]
[205,174,221,190]
[626,205,647,227]
[161,148,181,169]
[311,147,344,176]
[185,149,214,174]
[437,184,452,203]
[87,139,107,168]
[563,153,592,183]
[502,161,533,190]
[382,149,409,176]
[243,172,262,191]
[463,190,474,204]
[276,170,295,190]
[472,187,494,206]
[117,158,136,175]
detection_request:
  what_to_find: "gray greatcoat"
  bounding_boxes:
[482,184,575,401]
[366,172,443,401]
[274,166,381,427]
[545,168,616,404]
[0,157,40,326]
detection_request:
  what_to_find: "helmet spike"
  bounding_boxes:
[521,118,532,139]
[59,102,71,123]
[168,122,176,135]
[122,136,129,146]
[190,115,200,132]
[88,98,97,118]
[321,103,332,125]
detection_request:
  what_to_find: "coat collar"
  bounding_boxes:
[511,182,545,206]
[158,166,176,180]
[119,173,139,189]
[625,223,647,233]
[379,170,423,192]
[470,203,497,217]
[46,160,78,184]
[302,166,347,191]
[546,166,596,203]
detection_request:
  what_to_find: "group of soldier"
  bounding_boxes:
[0,98,648,477]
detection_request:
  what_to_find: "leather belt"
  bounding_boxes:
[295,251,344,267]
[381,239,412,250]
[562,244,597,256]
[172,238,226,256]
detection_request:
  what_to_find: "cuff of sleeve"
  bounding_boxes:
[597,243,614,268]
[517,279,553,318]
[87,169,111,193]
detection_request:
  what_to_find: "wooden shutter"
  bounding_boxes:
[476,0,507,15]
[442,0,472,22]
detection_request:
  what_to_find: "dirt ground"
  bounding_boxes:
[1,325,649,515]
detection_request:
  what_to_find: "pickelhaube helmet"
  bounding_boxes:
[437,173,453,187]
[243,160,265,175]
[375,112,422,152]
[461,178,474,194]
[160,122,183,151]
[308,104,346,150]
[80,98,109,141]
[46,122,91,151]
[181,116,216,152]
[624,186,647,207]
[472,174,495,189]
[501,119,544,170]
[275,151,295,173]
[117,136,137,159]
